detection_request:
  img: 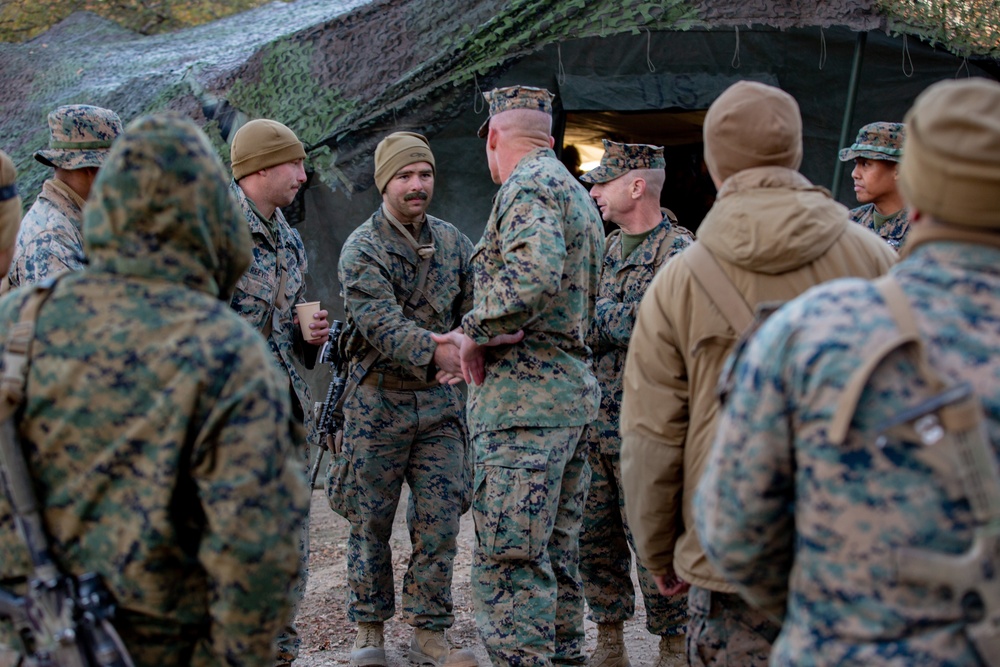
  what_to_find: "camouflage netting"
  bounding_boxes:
[1,0,998,204]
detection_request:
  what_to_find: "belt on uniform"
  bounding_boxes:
[359,373,439,391]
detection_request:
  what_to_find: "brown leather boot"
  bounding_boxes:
[409,628,478,667]
[654,633,686,667]
[350,622,387,667]
[587,622,631,667]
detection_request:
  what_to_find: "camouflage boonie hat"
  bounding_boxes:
[477,85,554,138]
[580,139,666,184]
[838,122,905,163]
[34,104,123,170]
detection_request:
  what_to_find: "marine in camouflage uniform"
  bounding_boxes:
[8,104,122,289]
[455,86,603,667]
[578,141,692,667]
[0,115,310,666]
[227,119,329,666]
[337,132,477,667]
[839,122,909,250]
[695,78,1000,666]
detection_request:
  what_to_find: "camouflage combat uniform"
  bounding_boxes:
[9,104,123,289]
[848,203,910,250]
[462,146,603,667]
[695,232,1000,666]
[7,179,86,288]
[337,205,474,630]
[230,181,318,449]
[0,115,310,666]
[580,216,692,638]
[839,122,909,250]
[229,181,318,664]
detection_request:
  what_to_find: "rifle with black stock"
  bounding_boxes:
[309,319,346,487]
[0,417,134,667]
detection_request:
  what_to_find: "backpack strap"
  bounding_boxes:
[684,242,754,334]
[828,275,946,445]
[0,279,59,421]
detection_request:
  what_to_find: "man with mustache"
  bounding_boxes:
[336,131,478,667]
[228,118,330,666]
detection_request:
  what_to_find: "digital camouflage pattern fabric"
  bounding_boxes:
[695,238,1000,666]
[229,180,318,663]
[838,121,905,163]
[0,115,310,666]
[229,181,318,449]
[8,178,87,288]
[33,104,123,170]
[849,203,910,250]
[462,145,603,666]
[461,146,602,436]
[336,206,474,630]
[580,216,692,639]
[471,425,590,667]
[579,140,666,185]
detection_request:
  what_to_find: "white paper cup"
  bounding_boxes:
[295,301,321,340]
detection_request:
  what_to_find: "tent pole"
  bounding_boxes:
[832,31,867,198]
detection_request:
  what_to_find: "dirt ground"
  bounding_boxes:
[294,485,662,667]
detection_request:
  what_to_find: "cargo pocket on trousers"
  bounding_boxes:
[473,464,547,561]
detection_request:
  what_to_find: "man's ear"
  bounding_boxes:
[631,177,646,199]
[548,135,555,149]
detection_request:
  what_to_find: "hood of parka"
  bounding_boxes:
[83,114,252,300]
[698,166,848,275]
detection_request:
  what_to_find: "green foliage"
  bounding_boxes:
[877,0,1000,57]
[227,41,357,145]
[0,0,275,42]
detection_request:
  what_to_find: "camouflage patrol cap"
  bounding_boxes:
[34,104,123,170]
[580,140,666,184]
[477,85,554,138]
[838,122,905,163]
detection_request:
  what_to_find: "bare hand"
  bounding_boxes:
[432,332,463,376]
[431,329,525,386]
[654,569,690,597]
[294,308,331,345]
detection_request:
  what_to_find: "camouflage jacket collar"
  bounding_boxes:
[231,181,281,250]
[371,206,435,266]
[41,178,86,229]
[614,215,679,268]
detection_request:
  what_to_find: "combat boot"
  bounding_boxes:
[409,628,478,667]
[653,633,686,667]
[350,621,387,667]
[587,622,631,667]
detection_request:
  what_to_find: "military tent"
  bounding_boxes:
[1,0,998,340]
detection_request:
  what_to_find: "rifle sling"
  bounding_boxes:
[339,233,433,413]
[0,278,62,575]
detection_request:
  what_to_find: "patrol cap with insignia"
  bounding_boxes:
[477,85,555,138]
[839,122,905,163]
[580,139,666,184]
[34,104,123,170]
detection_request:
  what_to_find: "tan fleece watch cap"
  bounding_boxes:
[0,149,21,251]
[899,77,1000,229]
[373,131,435,193]
[231,119,306,181]
[703,80,803,183]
